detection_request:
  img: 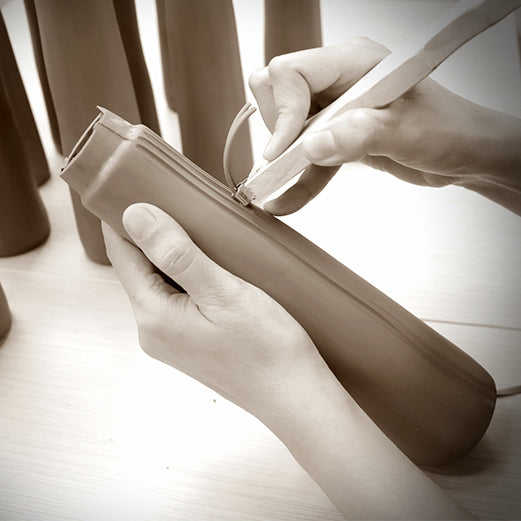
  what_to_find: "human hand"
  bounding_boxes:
[102,203,328,421]
[249,38,521,215]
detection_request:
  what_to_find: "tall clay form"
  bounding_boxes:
[264,0,322,63]
[32,0,144,264]
[0,13,50,186]
[156,0,252,184]
[24,0,62,156]
[0,47,50,257]
[0,283,11,342]
[62,110,497,467]
[112,0,160,134]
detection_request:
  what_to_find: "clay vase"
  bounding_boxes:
[62,110,497,467]
[156,0,252,185]
[264,0,322,64]
[0,13,50,186]
[0,283,12,343]
[24,0,62,156]
[0,36,50,257]
[112,0,160,134]
[33,0,149,264]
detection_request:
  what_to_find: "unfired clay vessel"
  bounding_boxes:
[0,283,11,343]
[32,0,156,264]
[156,0,252,185]
[0,13,50,186]
[0,19,50,257]
[62,109,497,467]
[264,0,322,63]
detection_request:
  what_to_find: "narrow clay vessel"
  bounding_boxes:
[0,13,50,186]
[155,0,252,184]
[112,0,160,134]
[33,0,146,264]
[62,110,497,467]
[0,283,11,343]
[264,0,322,63]
[0,35,50,257]
[24,0,62,156]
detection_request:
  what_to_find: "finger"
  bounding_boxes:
[259,41,390,161]
[248,66,278,132]
[363,156,454,188]
[303,107,393,166]
[264,164,340,215]
[121,203,243,309]
[263,54,311,160]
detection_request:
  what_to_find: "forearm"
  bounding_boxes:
[255,357,474,520]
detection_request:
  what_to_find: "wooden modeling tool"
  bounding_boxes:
[235,0,521,204]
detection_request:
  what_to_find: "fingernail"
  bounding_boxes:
[123,205,158,241]
[303,130,336,161]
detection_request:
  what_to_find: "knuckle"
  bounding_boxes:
[202,274,254,317]
[205,275,248,311]
[153,237,195,278]
[267,54,292,78]
[248,67,268,92]
[347,35,375,47]
[347,36,390,57]
[350,109,379,147]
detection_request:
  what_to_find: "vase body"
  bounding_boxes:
[33,0,153,264]
[24,0,62,156]
[62,110,497,467]
[156,0,252,184]
[0,283,12,342]
[0,13,50,186]
[264,0,322,64]
[0,32,50,257]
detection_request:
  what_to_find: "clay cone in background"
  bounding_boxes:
[33,0,146,265]
[264,0,322,64]
[0,59,50,257]
[155,0,176,111]
[112,0,160,134]
[156,0,252,185]
[0,13,50,187]
[23,0,62,157]
[0,283,12,343]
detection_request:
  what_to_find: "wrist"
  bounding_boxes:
[457,104,521,193]
[250,351,475,520]
[249,350,352,439]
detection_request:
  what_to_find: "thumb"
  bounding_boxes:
[303,108,389,166]
[122,203,240,307]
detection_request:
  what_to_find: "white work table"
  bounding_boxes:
[1,1,520,519]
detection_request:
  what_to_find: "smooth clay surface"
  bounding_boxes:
[0,15,50,257]
[62,110,497,467]
[0,283,11,342]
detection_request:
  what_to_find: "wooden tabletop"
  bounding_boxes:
[1,1,520,519]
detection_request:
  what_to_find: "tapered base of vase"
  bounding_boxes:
[0,284,12,344]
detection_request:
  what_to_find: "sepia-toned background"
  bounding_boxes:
[0,1,520,519]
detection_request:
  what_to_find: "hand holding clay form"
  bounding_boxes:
[248,38,521,215]
[103,205,475,521]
